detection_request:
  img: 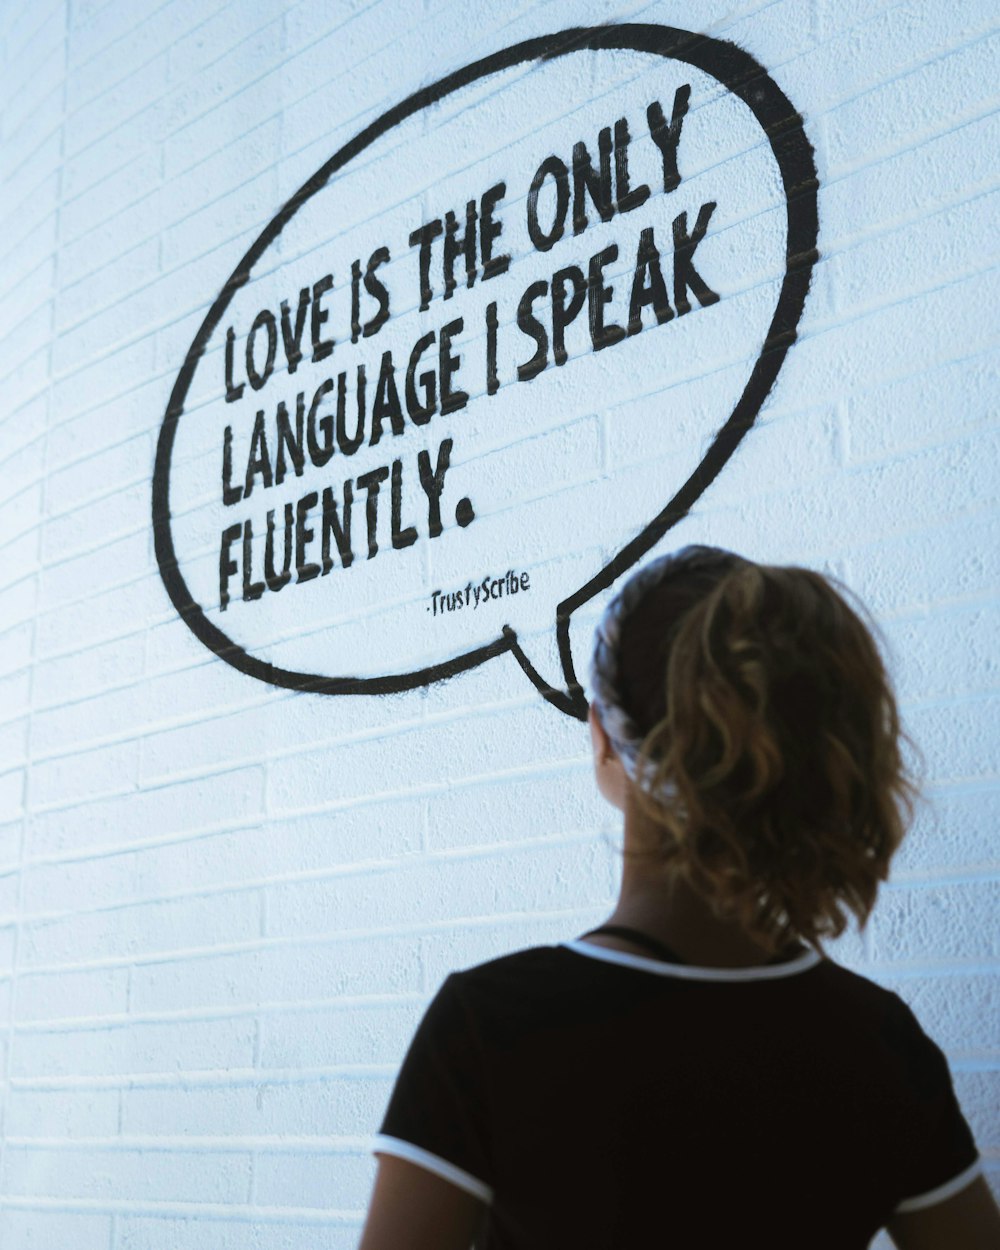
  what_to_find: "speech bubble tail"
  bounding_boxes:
[503,623,588,721]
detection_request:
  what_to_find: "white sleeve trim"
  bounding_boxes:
[372,1133,494,1204]
[893,1156,983,1213]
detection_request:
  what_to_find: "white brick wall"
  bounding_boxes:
[1,1,997,1246]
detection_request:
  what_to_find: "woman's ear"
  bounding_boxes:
[588,703,629,812]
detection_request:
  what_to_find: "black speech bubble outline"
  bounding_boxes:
[152,23,818,722]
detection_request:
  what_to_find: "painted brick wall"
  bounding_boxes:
[0,1,997,1246]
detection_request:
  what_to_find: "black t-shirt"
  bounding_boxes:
[374,940,981,1248]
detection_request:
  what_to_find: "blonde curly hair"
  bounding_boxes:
[606,552,923,954]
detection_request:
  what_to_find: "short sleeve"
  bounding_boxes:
[884,996,982,1213]
[373,973,494,1204]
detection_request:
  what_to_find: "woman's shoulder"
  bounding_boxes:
[806,956,933,1021]
[450,941,578,987]
[444,942,605,1012]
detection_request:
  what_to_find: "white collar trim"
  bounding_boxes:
[561,938,823,981]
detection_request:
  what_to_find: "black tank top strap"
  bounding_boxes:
[581,924,687,965]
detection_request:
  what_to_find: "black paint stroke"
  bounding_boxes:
[152,23,819,721]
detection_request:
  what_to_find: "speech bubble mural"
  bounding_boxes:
[153,24,818,720]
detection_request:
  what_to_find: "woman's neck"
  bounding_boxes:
[589,803,794,968]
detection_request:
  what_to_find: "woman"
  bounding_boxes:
[359,545,999,1248]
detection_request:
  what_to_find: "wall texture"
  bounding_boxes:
[0,1,997,1246]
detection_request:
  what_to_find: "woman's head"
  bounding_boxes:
[588,545,922,953]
